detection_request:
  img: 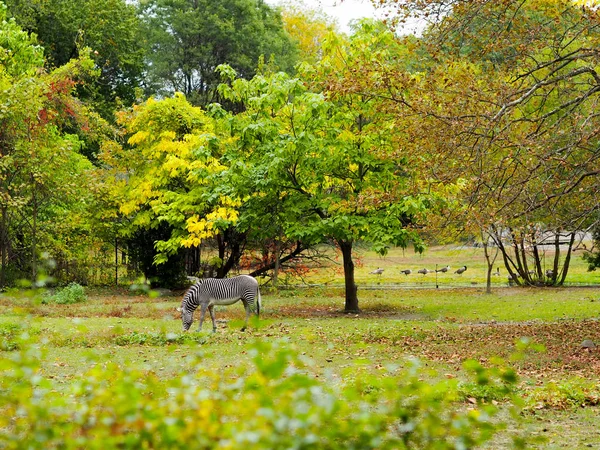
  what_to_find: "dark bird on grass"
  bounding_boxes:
[493,267,500,276]
[417,268,432,275]
[546,269,554,278]
[370,268,384,276]
[454,266,467,275]
[436,265,450,273]
[400,269,412,275]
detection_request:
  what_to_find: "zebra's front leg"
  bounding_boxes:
[198,303,208,332]
[208,304,217,333]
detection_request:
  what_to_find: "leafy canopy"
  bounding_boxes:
[100,93,240,264]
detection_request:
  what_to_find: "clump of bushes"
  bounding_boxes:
[527,380,600,410]
[42,282,87,305]
[0,336,530,449]
[0,323,22,351]
[113,331,206,346]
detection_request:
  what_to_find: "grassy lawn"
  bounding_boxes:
[2,283,600,447]
[1,245,600,447]
[295,243,600,288]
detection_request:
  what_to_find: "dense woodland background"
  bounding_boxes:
[1,0,600,311]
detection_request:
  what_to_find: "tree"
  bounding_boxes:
[0,2,101,286]
[5,0,146,123]
[372,0,600,286]
[583,223,600,271]
[138,0,298,107]
[99,94,241,286]
[218,23,432,312]
[278,0,339,64]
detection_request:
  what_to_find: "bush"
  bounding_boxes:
[42,283,87,304]
[0,336,530,449]
[0,323,22,351]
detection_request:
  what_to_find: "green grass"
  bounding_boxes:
[2,245,600,447]
[292,243,600,288]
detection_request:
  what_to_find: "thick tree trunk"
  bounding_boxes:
[215,228,247,278]
[338,239,359,313]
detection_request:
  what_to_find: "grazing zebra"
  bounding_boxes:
[178,275,261,332]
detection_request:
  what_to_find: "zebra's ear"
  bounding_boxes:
[176,307,182,312]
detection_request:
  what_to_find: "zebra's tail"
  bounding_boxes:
[256,284,261,317]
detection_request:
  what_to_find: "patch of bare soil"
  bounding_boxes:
[370,320,600,378]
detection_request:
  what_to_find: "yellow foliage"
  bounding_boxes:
[162,155,186,177]
[128,130,150,146]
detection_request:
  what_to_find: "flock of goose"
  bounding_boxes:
[369,265,468,276]
[369,266,556,281]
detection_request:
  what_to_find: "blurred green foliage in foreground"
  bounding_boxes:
[0,328,532,449]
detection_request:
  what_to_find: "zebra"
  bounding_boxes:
[178,275,261,332]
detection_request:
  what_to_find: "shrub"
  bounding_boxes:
[0,336,530,449]
[0,323,22,351]
[527,380,600,410]
[42,283,87,305]
[113,331,206,346]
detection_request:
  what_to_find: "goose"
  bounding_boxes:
[417,268,431,275]
[492,267,500,276]
[436,265,450,273]
[454,266,467,275]
[370,268,384,276]
[400,269,412,275]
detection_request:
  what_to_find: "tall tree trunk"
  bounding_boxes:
[490,226,521,286]
[510,229,525,279]
[551,231,561,285]
[216,228,247,278]
[519,238,532,284]
[531,232,543,279]
[559,232,576,286]
[482,230,498,294]
[338,239,359,313]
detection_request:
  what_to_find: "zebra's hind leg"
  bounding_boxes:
[208,304,217,333]
[241,298,251,331]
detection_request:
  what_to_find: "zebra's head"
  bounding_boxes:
[178,304,193,331]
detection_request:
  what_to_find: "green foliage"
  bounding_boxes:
[0,2,43,76]
[218,30,431,307]
[42,282,87,305]
[113,330,204,346]
[100,93,239,283]
[0,322,21,350]
[0,5,105,287]
[5,0,146,121]
[583,223,600,271]
[0,336,526,449]
[138,0,298,107]
[527,379,600,410]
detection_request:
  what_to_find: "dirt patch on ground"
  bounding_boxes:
[367,320,600,378]
[269,303,426,319]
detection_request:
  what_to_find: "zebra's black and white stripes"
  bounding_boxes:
[179,275,261,332]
